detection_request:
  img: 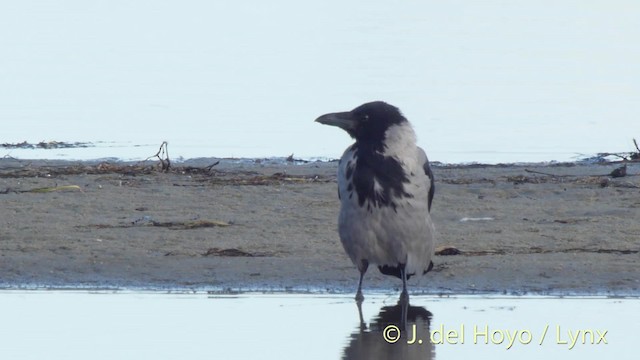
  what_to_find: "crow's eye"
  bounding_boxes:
[362,114,370,121]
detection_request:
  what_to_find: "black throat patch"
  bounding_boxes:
[345,143,413,211]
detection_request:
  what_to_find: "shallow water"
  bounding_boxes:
[0,292,636,359]
[2,1,638,164]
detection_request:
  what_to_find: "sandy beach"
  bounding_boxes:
[0,157,638,295]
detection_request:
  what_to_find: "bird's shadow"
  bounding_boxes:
[342,301,434,360]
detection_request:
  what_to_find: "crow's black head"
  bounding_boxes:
[315,101,408,145]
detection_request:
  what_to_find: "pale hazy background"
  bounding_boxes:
[1,0,638,163]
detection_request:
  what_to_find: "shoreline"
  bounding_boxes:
[1,157,639,296]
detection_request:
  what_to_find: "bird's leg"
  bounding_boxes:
[399,264,409,305]
[355,259,369,303]
[356,298,367,331]
[399,294,409,331]
[355,272,365,303]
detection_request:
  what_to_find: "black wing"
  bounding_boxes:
[419,147,435,212]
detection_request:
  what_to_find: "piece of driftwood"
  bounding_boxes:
[202,247,263,257]
[0,185,83,194]
[144,141,170,171]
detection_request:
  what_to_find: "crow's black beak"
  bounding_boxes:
[315,111,357,132]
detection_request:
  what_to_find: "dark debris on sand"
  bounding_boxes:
[0,159,333,186]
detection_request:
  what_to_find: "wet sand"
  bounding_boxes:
[1,157,638,295]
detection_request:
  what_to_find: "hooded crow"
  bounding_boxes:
[316,101,435,303]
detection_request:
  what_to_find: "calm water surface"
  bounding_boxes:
[2,1,638,164]
[0,292,636,359]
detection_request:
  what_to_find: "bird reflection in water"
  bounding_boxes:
[342,301,434,360]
